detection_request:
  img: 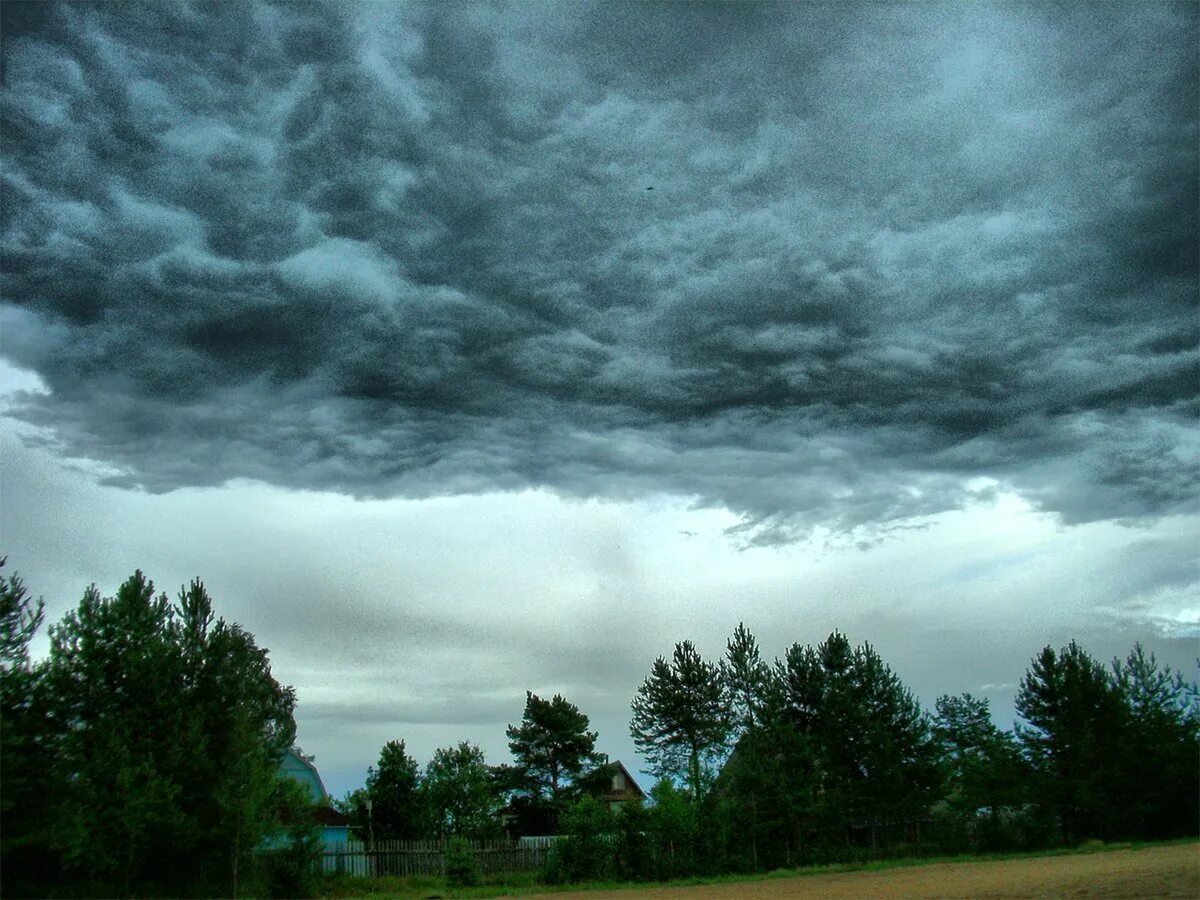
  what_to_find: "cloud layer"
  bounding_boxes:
[2,2,1197,542]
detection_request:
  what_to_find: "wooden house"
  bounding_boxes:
[602,760,647,810]
[278,748,351,849]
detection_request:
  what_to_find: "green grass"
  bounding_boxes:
[317,837,1199,900]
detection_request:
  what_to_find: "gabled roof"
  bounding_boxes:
[605,760,647,802]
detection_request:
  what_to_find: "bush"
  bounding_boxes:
[542,795,616,883]
[256,830,323,899]
[250,776,326,898]
[444,836,480,888]
[646,780,698,879]
[613,799,653,881]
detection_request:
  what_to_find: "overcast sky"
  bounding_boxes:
[1,1,1197,799]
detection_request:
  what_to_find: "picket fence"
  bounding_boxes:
[321,836,560,876]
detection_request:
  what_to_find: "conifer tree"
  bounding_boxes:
[506,691,604,826]
[39,572,297,894]
[630,640,729,801]
[1016,641,1124,844]
[0,560,50,880]
[368,739,428,838]
[1110,644,1199,839]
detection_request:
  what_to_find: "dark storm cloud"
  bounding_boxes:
[2,1,1197,542]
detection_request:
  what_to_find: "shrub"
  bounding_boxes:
[545,795,616,883]
[257,830,323,899]
[444,836,480,888]
[613,799,653,881]
[647,780,697,879]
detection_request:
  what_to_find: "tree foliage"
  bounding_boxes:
[0,560,50,869]
[338,738,430,841]
[1015,641,1124,844]
[544,794,617,883]
[368,739,428,839]
[424,741,499,837]
[7,551,1197,892]
[630,640,729,800]
[778,632,941,847]
[506,691,604,825]
[1110,644,1199,838]
[933,694,1026,818]
[1016,640,1199,845]
[932,693,1028,849]
[3,568,298,896]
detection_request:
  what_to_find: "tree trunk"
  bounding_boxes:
[231,816,241,899]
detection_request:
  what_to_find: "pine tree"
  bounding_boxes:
[1110,644,1199,839]
[630,640,730,801]
[720,623,771,868]
[506,691,604,827]
[1016,641,1124,844]
[779,632,939,850]
[933,693,1026,846]
[0,560,51,884]
[366,739,428,838]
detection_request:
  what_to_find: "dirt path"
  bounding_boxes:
[530,843,1199,899]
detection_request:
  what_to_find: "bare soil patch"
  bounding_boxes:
[531,843,1199,899]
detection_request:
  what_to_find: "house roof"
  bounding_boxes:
[281,747,330,802]
[313,804,349,827]
[604,760,647,803]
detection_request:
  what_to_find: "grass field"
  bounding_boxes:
[535,842,1199,899]
[321,840,1199,899]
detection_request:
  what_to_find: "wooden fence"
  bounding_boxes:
[321,837,560,877]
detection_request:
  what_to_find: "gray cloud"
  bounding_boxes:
[2,1,1197,543]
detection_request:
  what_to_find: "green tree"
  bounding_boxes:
[424,741,498,837]
[1016,641,1124,845]
[630,640,729,801]
[176,579,297,894]
[723,623,769,734]
[40,572,297,894]
[719,623,772,869]
[546,794,617,882]
[611,796,653,881]
[0,558,43,672]
[1110,644,1199,839]
[506,691,604,828]
[780,632,939,851]
[258,776,323,899]
[848,639,940,846]
[361,739,428,839]
[932,693,1027,848]
[646,778,698,879]
[44,574,190,892]
[0,559,52,886]
[443,835,481,888]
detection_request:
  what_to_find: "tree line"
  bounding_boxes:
[3,557,1197,894]
[612,624,1198,878]
[0,562,317,898]
[335,690,613,842]
[332,621,1198,884]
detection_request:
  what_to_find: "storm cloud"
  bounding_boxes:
[2,1,1197,544]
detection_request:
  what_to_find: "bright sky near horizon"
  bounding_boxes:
[1,2,1197,799]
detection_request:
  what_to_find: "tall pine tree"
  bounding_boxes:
[1015,641,1124,844]
[631,640,729,801]
[506,691,604,826]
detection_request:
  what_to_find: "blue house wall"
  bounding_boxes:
[279,749,328,804]
[276,749,352,853]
